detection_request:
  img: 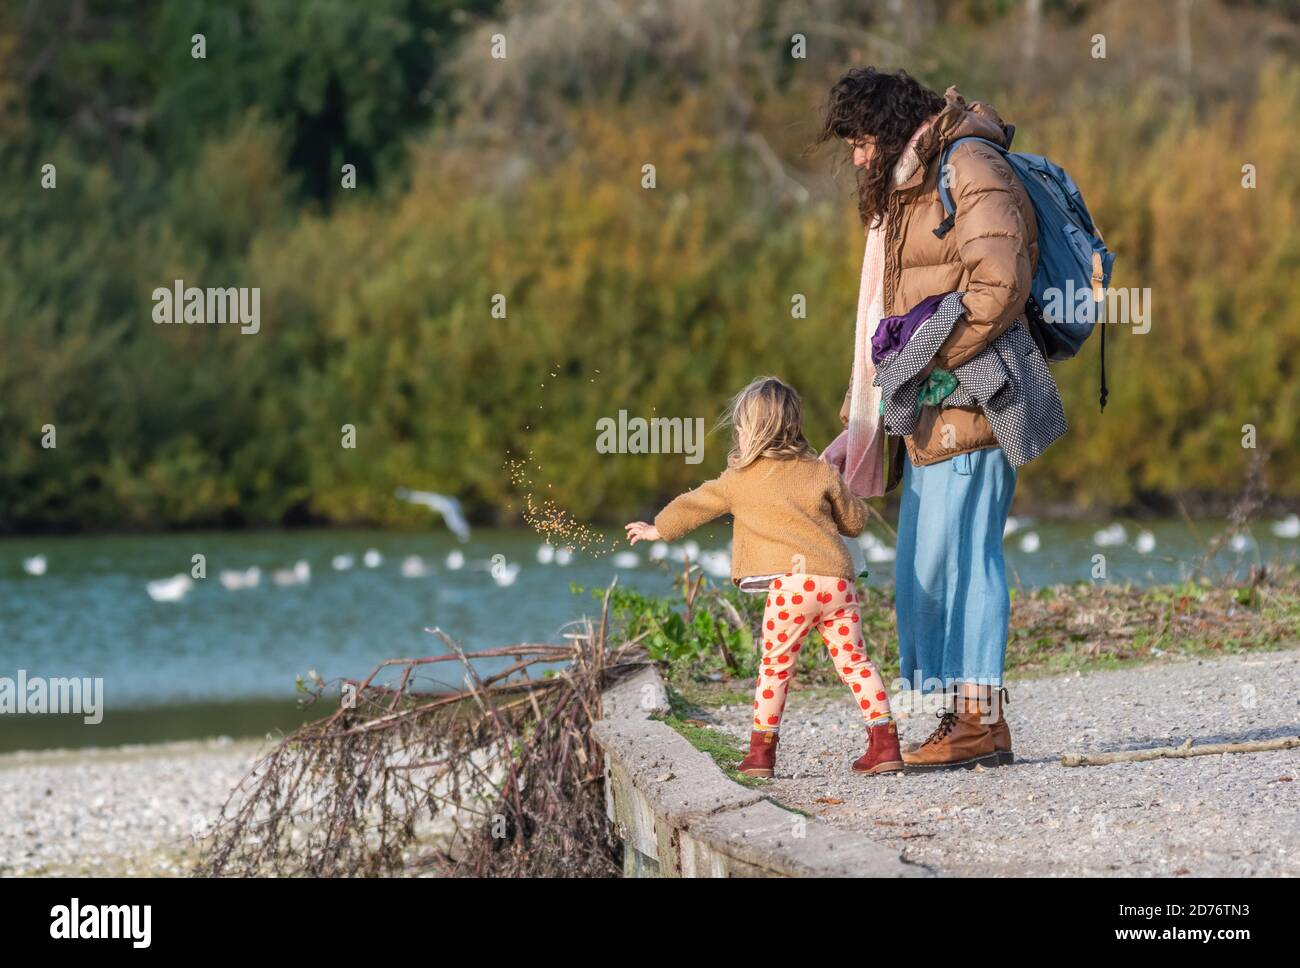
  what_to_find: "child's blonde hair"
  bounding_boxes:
[722,376,818,470]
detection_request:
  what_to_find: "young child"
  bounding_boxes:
[625,376,902,777]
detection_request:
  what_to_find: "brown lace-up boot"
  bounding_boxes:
[851,720,904,774]
[903,686,955,754]
[989,687,1013,765]
[901,692,1000,772]
[737,730,778,778]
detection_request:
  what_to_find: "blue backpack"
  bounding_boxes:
[933,132,1115,410]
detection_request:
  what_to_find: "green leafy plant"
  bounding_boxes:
[575,566,758,679]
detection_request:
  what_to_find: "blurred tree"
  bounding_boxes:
[0,0,1297,530]
[6,0,496,200]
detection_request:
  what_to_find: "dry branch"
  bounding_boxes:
[195,581,647,877]
[1062,735,1300,768]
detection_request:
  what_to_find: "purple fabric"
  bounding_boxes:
[871,292,950,365]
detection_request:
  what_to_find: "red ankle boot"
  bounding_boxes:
[737,730,778,778]
[851,720,904,774]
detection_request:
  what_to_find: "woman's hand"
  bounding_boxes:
[624,522,660,545]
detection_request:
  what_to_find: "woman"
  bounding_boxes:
[819,68,1055,771]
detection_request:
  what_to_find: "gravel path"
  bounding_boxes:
[713,647,1300,876]
[0,738,266,876]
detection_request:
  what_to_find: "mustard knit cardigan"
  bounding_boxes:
[653,456,866,583]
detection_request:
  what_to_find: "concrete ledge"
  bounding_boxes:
[684,800,920,877]
[599,664,671,720]
[592,664,929,878]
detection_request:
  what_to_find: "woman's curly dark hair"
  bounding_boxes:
[818,67,945,229]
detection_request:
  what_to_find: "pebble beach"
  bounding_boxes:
[0,738,266,877]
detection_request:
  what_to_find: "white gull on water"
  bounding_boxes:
[272,561,310,587]
[218,567,260,590]
[146,574,193,602]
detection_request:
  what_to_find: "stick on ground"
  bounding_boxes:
[1062,735,1300,767]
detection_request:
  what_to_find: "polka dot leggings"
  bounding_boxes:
[753,573,892,732]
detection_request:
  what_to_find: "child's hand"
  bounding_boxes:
[625,521,660,545]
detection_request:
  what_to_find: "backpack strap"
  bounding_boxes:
[932,135,1011,239]
[1099,319,1108,412]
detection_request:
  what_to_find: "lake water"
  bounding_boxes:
[1,520,1296,750]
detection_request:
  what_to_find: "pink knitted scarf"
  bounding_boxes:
[822,115,938,497]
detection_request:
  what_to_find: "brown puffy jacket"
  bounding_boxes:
[842,87,1039,483]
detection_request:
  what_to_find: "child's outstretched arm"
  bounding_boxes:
[826,466,868,538]
[628,475,731,545]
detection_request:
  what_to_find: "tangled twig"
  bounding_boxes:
[195,581,647,877]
